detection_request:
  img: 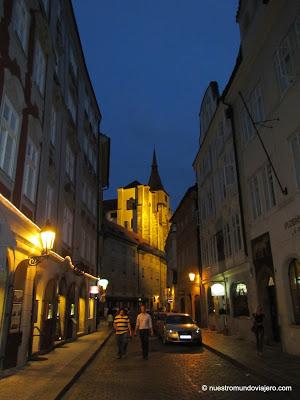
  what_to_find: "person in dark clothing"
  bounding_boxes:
[252,305,265,356]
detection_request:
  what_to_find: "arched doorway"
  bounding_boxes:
[56,278,67,341]
[4,260,28,369]
[78,282,87,334]
[66,283,76,339]
[40,279,58,352]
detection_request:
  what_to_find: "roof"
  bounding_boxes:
[103,220,165,258]
[170,184,197,223]
[124,180,142,189]
[148,149,165,191]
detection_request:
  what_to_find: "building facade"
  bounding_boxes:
[165,185,204,324]
[194,0,300,355]
[0,0,109,371]
[102,151,171,310]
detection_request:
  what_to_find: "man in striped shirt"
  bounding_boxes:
[113,308,132,359]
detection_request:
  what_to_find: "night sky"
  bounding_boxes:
[72,0,240,209]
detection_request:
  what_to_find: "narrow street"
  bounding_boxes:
[61,335,287,400]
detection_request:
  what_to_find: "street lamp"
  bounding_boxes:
[28,221,56,266]
[98,278,109,290]
[189,272,196,282]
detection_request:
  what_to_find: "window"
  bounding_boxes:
[33,41,46,94]
[224,149,236,187]
[69,47,78,80]
[45,183,54,221]
[67,88,76,122]
[65,143,75,182]
[224,223,232,257]
[232,213,242,253]
[23,138,39,202]
[216,230,225,262]
[231,282,249,317]
[50,107,57,146]
[262,164,276,210]
[289,259,300,324]
[242,83,264,143]
[0,96,20,178]
[41,0,49,15]
[62,206,73,247]
[274,36,294,94]
[290,132,300,188]
[14,0,29,51]
[249,175,262,219]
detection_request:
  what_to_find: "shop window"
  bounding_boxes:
[88,298,94,319]
[289,259,300,324]
[231,282,249,317]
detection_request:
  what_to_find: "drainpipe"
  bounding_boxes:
[222,101,248,257]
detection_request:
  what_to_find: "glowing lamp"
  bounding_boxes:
[189,272,196,282]
[211,283,225,297]
[98,278,109,290]
[40,221,56,254]
[90,286,99,295]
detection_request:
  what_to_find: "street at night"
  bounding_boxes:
[62,335,294,400]
[1,0,300,398]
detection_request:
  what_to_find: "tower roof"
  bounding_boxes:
[148,149,165,191]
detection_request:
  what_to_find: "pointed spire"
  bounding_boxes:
[148,148,165,191]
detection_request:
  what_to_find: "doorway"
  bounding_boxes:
[3,260,28,369]
[66,283,76,339]
[40,279,57,352]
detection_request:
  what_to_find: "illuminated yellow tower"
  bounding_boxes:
[117,150,171,251]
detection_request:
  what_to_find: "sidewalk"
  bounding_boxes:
[202,329,300,390]
[0,326,113,400]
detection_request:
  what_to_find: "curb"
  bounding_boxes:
[202,342,299,397]
[54,330,113,400]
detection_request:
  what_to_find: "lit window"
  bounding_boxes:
[0,96,20,178]
[33,41,46,94]
[14,0,30,51]
[231,282,249,317]
[23,138,39,202]
[62,206,73,247]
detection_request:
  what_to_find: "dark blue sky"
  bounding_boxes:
[72,0,240,209]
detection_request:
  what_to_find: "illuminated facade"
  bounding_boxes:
[102,151,171,309]
[0,0,109,372]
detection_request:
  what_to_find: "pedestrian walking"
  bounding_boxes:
[113,308,132,359]
[252,305,265,356]
[135,304,153,360]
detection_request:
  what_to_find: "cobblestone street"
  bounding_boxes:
[62,335,296,400]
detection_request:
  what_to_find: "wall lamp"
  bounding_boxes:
[28,221,56,266]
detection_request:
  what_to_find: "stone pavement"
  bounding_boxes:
[0,325,112,400]
[202,329,300,390]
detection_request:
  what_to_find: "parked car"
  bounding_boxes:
[158,313,202,345]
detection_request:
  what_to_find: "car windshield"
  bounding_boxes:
[166,315,194,325]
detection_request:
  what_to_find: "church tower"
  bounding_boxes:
[116,150,171,251]
[147,150,171,251]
